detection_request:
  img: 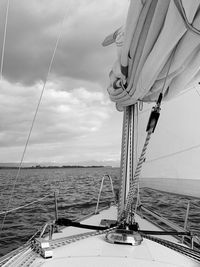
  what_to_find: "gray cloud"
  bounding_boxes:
[0,80,112,147]
[0,0,126,86]
[0,0,127,163]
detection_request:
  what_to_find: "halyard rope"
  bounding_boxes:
[119,129,153,221]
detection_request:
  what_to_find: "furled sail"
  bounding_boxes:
[104,0,200,110]
[104,0,200,198]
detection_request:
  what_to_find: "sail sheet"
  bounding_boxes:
[104,0,200,110]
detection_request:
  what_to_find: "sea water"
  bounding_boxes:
[0,167,199,257]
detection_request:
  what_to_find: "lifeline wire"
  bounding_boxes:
[0,6,68,234]
[0,194,51,216]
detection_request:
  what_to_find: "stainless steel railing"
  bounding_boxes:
[138,204,200,248]
[95,174,116,214]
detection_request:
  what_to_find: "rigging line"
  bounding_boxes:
[174,0,200,36]
[190,202,200,210]
[160,47,177,96]
[0,7,68,234]
[146,143,200,164]
[195,86,200,97]
[134,183,140,214]
[0,194,51,215]
[135,103,139,164]
[138,83,199,115]
[173,84,199,99]
[0,0,10,81]
[133,104,140,214]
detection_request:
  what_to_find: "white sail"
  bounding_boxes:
[104,0,200,197]
[139,90,200,198]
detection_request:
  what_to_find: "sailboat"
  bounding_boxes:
[1,0,200,266]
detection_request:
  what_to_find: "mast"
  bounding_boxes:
[118,104,138,219]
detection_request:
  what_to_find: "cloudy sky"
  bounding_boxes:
[0,0,129,165]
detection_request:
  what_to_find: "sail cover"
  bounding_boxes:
[104,0,200,110]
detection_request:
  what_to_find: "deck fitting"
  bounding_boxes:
[105,229,143,246]
[32,238,53,259]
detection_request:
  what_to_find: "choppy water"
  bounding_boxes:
[0,167,199,257]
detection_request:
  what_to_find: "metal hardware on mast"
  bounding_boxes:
[118,105,136,220]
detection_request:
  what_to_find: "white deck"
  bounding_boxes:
[2,206,199,267]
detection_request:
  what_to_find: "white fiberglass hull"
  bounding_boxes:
[1,205,199,267]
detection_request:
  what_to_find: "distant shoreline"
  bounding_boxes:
[0,165,111,170]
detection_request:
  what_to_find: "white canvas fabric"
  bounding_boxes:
[105,0,200,110]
